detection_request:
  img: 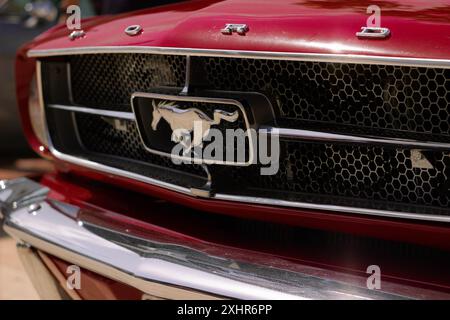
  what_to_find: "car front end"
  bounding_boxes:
[2,0,450,300]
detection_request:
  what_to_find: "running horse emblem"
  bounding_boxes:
[151,100,239,153]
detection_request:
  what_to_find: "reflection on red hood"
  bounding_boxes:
[31,0,450,61]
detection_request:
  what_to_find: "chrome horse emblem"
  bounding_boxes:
[151,100,239,152]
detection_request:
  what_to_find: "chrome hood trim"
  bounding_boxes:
[28,46,450,69]
[3,177,443,300]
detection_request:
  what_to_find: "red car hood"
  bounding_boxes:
[30,0,450,60]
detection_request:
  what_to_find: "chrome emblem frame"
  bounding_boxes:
[131,92,255,166]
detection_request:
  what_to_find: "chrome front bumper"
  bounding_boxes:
[0,177,445,300]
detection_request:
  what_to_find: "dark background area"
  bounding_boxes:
[0,0,185,156]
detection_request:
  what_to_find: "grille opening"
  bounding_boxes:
[41,54,450,220]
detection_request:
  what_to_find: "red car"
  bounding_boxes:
[2,0,450,299]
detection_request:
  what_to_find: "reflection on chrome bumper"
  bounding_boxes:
[0,177,434,300]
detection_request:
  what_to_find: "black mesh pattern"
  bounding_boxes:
[225,141,450,211]
[75,113,205,177]
[70,54,186,111]
[202,57,450,140]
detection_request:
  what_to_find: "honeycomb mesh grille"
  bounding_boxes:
[70,54,186,111]
[222,141,450,211]
[201,57,450,140]
[75,113,205,177]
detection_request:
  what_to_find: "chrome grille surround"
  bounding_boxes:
[30,47,450,223]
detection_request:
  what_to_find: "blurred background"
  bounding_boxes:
[0,0,180,299]
[0,0,169,155]
[0,0,63,300]
[0,0,86,156]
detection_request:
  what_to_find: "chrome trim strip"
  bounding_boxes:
[267,127,450,150]
[214,193,450,223]
[37,61,53,151]
[3,177,433,300]
[180,55,190,95]
[28,46,450,69]
[66,63,74,104]
[50,146,192,195]
[48,104,136,121]
[47,104,450,150]
[34,61,49,146]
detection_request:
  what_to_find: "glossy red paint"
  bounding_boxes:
[38,173,450,296]
[15,0,450,249]
[29,0,450,60]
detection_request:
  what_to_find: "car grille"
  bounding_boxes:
[40,53,450,221]
[219,142,450,212]
[202,57,450,142]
